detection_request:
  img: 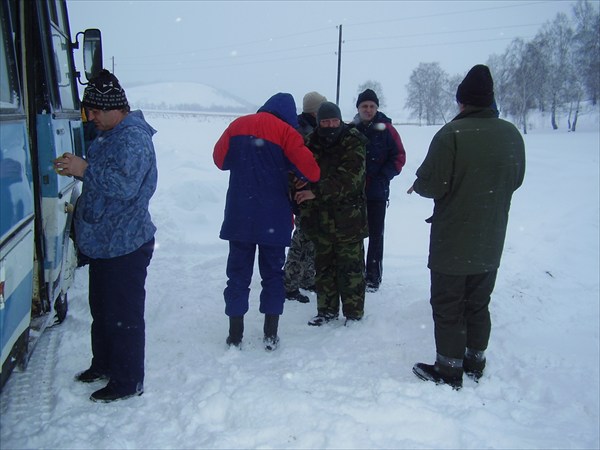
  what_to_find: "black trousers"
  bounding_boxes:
[366,199,387,285]
[430,270,498,360]
[88,238,154,393]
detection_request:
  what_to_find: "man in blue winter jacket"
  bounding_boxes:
[353,89,406,292]
[214,93,320,351]
[54,70,157,403]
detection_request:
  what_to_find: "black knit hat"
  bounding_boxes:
[356,89,379,108]
[456,65,494,107]
[317,101,342,123]
[82,69,129,110]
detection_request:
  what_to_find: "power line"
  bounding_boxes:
[347,23,545,44]
[346,1,550,28]
[117,1,554,63]
[117,33,533,73]
[118,21,544,68]
[345,34,536,54]
[122,41,335,66]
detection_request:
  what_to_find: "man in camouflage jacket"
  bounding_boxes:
[284,91,327,303]
[295,102,369,326]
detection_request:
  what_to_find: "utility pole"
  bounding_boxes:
[111,56,115,74]
[336,24,342,105]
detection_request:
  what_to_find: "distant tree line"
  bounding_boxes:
[403,0,599,133]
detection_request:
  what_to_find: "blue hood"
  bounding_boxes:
[257,93,299,129]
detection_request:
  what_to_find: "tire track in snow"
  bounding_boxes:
[0,325,59,437]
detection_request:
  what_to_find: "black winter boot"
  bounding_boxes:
[263,314,280,351]
[307,311,339,326]
[286,289,309,303]
[464,348,486,381]
[413,354,464,390]
[74,367,109,383]
[226,316,244,348]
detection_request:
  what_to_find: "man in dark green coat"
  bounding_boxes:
[409,65,526,389]
[295,102,369,326]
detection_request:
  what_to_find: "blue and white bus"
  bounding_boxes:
[0,0,101,389]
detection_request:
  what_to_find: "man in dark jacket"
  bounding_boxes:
[296,102,369,326]
[296,91,327,136]
[353,89,406,292]
[214,93,320,351]
[284,91,327,304]
[409,65,526,389]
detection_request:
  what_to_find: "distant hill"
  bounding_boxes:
[125,82,256,114]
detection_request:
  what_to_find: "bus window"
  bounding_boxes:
[48,0,68,35]
[50,29,76,111]
[0,3,19,111]
[48,0,76,111]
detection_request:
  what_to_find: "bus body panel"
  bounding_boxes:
[0,225,34,366]
[0,0,95,389]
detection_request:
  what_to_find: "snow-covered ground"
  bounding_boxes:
[1,111,598,449]
[126,83,256,113]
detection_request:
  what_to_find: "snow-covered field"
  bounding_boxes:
[1,111,598,449]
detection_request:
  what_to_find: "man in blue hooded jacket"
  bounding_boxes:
[214,93,320,351]
[54,70,157,403]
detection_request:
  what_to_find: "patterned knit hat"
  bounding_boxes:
[82,69,129,110]
[303,91,327,114]
[456,65,494,107]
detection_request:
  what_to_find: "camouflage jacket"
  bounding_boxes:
[300,125,369,243]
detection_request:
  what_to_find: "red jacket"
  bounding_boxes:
[214,93,320,246]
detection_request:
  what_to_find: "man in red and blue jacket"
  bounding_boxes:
[213,92,320,351]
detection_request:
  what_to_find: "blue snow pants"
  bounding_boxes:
[224,240,286,317]
[88,238,154,394]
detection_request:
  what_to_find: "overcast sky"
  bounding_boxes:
[68,0,578,118]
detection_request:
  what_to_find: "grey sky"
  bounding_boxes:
[68,0,578,118]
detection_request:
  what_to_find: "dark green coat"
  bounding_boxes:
[300,125,369,244]
[413,106,526,275]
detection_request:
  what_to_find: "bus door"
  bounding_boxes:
[26,0,84,321]
[0,0,36,386]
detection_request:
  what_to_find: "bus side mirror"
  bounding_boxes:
[83,29,102,80]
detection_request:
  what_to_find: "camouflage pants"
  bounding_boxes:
[313,238,365,319]
[284,222,315,292]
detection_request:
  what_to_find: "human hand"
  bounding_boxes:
[53,153,88,178]
[295,179,308,190]
[295,190,315,204]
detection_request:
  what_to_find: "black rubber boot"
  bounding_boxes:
[464,348,486,381]
[226,316,244,348]
[263,314,280,351]
[413,354,464,390]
